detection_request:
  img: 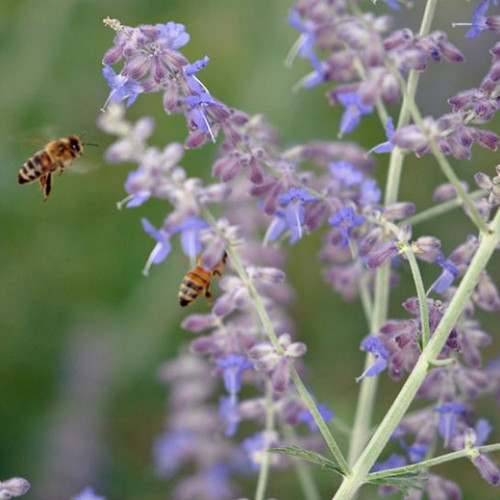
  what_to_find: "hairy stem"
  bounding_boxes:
[334,207,500,499]
[201,207,350,474]
[255,382,275,500]
[403,247,430,347]
[367,442,500,481]
[404,190,486,226]
[347,0,439,466]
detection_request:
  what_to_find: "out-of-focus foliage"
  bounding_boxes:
[0,1,499,498]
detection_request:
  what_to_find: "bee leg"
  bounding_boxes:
[41,173,52,201]
[205,281,214,306]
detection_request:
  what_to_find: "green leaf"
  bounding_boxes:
[367,470,427,495]
[267,446,345,476]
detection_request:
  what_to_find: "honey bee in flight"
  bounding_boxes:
[18,134,90,201]
[178,251,228,307]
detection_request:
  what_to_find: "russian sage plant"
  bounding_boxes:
[99,1,500,498]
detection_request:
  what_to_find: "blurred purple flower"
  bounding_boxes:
[216,354,254,397]
[337,92,373,136]
[298,403,334,433]
[172,217,209,260]
[141,218,172,275]
[329,207,365,248]
[435,402,466,446]
[72,487,106,500]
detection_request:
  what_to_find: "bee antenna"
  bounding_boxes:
[80,131,88,139]
[83,142,99,147]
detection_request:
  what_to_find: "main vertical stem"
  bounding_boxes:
[334,209,500,499]
[348,0,437,465]
[346,0,439,468]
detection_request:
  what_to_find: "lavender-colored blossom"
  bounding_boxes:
[360,178,382,206]
[329,161,364,186]
[465,0,492,38]
[298,403,334,433]
[472,454,500,485]
[435,402,467,447]
[242,431,280,471]
[476,419,493,445]
[288,9,319,65]
[372,453,407,472]
[216,354,253,396]
[277,188,317,244]
[382,0,403,10]
[337,92,374,136]
[329,207,365,248]
[154,430,197,477]
[364,241,399,269]
[72,487,106,500]
[356,336,389,381]
[219,396,240,437]
[0,478,31,498]
[141,218,172,275]
[171,216,209,260]
[103,65,143,107]
[372,117,395,154]
[430,252,460,294]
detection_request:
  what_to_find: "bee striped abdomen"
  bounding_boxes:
[18,151,52,184]
[178,267,210,307]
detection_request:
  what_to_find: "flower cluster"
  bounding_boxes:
[98,1,500,498]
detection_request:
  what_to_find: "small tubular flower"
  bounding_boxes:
[141,218,172,275]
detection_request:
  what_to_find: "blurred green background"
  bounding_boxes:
[1,0,500,498]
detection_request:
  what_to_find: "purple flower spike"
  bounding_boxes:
[172,217,209,260]
[337,92,374,136]
[103,65,143,107]
[141,218,172,275]
[298,403,334,433]
[278,188,317,245]
[216,354,253,397]
[373,117,396,154]
[329,207,365,248]
[356,336,389,381]
[435,402,466,447]
[465,0,490,38]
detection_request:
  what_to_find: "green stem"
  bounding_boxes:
[404,190,486,226]
[200,207,350,474]
[366,442,500,481]
[290,366,350,474]
[389,66,490,235]
[255,383,274,500]
[347,0,439,468]
[403,246,430,347]
[334,208,500,499]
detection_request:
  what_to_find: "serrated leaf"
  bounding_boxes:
[267,446,345,476]
[367,470,427,495]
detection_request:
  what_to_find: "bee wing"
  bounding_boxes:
[64,161,98,174]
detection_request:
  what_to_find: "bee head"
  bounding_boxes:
[68,135,83,155]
